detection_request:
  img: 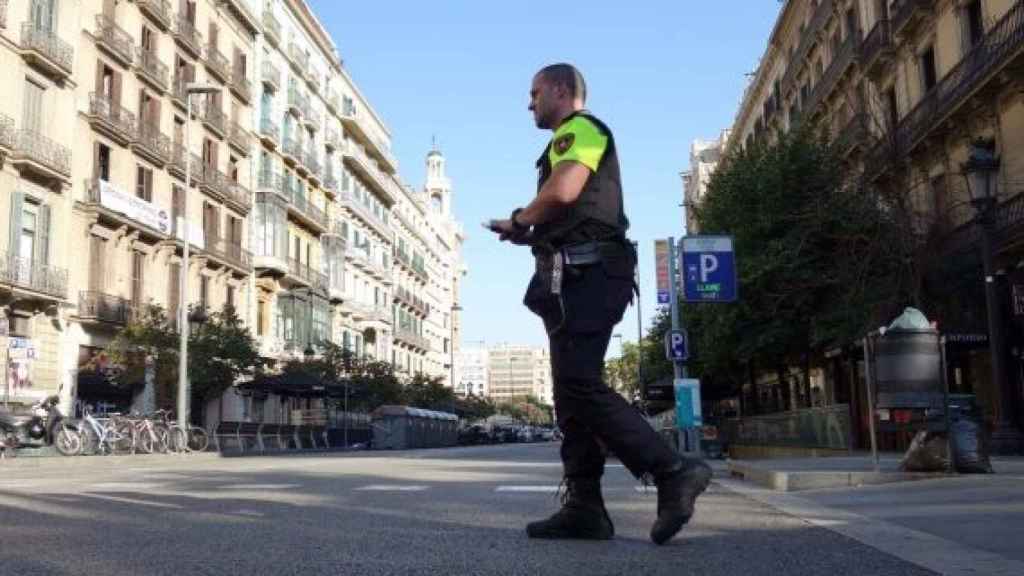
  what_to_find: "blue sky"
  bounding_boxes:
[309,0,782,353]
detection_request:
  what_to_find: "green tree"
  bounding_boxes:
[403,373,457,411]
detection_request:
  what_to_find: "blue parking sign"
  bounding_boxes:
[682,236,738,303]
[664,329,689,362]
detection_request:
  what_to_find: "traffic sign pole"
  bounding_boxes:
[667,237,699,456]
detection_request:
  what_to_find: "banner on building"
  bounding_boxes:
[99,179,171,234]
[655,239,670,305]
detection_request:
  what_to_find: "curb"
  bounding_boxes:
[726,459,947,491]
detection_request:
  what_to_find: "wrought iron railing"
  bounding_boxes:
[261,60,280,89]
[288,42,309,73]
[305,150,322,179]
[804,27,861,116]
[282,135,302,161]
[860,19,893,70]
[89,92,137,140]
[263,10,281,46]
[135,122,171,161]
[260,115,279,143]
[95,15,133,64]
[229,120,251,151]
[173,14,202,55]
[204,44,230,81]
[137,48,169,90]
[257,168,283,195]
[200,104,226,135]
[78,291,133,324]
[340,189,390,238]
[0,0,8,29]
[1,251,68,298]
[781,0,833,95]
[230,71,251,102]
[394,326,430,351]
[891,0,936,36]
[870,1,1024,177]
[207,237,252,270]
[137,0,171,30]
[288,85,310,117]
[287,258,314,284]
[15,128,71,176]
[0,113,14,150]
[20,22,73,74]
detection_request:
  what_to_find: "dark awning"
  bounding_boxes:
[240,372,351,399]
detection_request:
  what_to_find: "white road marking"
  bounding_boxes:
[220,484,302,490]
[87,482,164,491]
[495,486,560,493]
[355,485,429,492]
[78,493,182,509]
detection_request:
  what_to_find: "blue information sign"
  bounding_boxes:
[682,236,738,303]
[664,329,689,362]
[674,379,703,428]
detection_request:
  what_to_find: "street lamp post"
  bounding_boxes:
[179,83,222,431]
[962,139,1021,454]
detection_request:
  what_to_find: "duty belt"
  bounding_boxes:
[536,240,621,295]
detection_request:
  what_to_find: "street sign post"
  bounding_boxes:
[682,236,738,303]
[654,239,670,305]
[664,329,689,362]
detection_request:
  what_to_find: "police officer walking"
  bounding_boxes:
[486,63,712,545]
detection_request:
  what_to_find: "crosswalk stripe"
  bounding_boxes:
[495,486,560,493]
[355,485,429,492]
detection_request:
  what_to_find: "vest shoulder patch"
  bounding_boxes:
[553,133,575,156]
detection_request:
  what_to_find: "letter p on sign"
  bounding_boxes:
[700,254,719,283]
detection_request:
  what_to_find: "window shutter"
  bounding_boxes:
[8,192,24,259]
[112,70,123,107]
[35,204,50,265]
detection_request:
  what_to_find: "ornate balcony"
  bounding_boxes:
[0,114,14,155]
[1,251,67,300]
[132,122,171,167]
[286,258,314,287]
[206,236,252,272]
[834,113,868,158]
[137,0,172,31]
[263,10,281,47]
[20,22,73,79]
[200,104,226,138]
[261,61,281,92]
[305,151,322,184]
[287,42,309,75]
[861,19,895,79]
[281,180,328,232]
[200,163,230,201]
[325,127,340,151]
[259,115,280,149]
[307,72,321,95]
[257,168,284,197]
[892,0,936,38]
[0,0,8,30]
[395,285,429,317]
[95,15,134,67]
[803,27,861,117]
[88,93,136,145]
[282,135,302,166]
[230,71,252,103]
[304,107,322,130]
[394,326,429,352]
[11,129,71,182]
[136,48,169,92]
[287,86,310,118]
[204,44,230,83]
[173,14,202,57]
[868,1,1024,179]
[225,178,252,215]
[228,120,251,156]
[781,0,833,96]
[340,188,391,240]
[342,139,392,203]
[78,291,134,325]
[325,90,339,113]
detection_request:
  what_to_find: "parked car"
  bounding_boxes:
[458,425,490,446]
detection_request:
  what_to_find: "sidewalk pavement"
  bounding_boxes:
[727,453,1024,491]
[719,454,1024,574]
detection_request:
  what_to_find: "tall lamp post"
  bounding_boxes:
[962,138,1021,454]
[179,83,222,431]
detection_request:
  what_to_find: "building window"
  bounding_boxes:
[965,1,984,50]
[172,184,184,235]
[131,252,145,307]
[23,79,44,132]
[89,235,106,291]
[257,299,266,336]
[920,46,937,93]
[226,285,235,311]
[96,143,112,181]
[136,165,153,201]
[885,86,898,129]
[200,275,209,311]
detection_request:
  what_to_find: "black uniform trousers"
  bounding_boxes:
[524,245,679,481]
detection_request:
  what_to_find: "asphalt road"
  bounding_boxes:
[0,444,935,576]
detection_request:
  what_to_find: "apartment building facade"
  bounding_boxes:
[727,0,1024,440]
[0,0,79,407]
[0,0,467,423]
[681,131,729,235]
[487,344,553,406]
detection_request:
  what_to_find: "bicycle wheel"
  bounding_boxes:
[168,426,188,453]
[188,426,210,452]
[112,421,136,454]
[55,427,82,456]
[137,429,155,454]
[154,427,170,453]
[80,427,99,456]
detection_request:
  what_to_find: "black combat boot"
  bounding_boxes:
[650,459,712,545]
[526,477,614,540]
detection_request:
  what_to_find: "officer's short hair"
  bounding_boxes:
[538,63,587,103]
